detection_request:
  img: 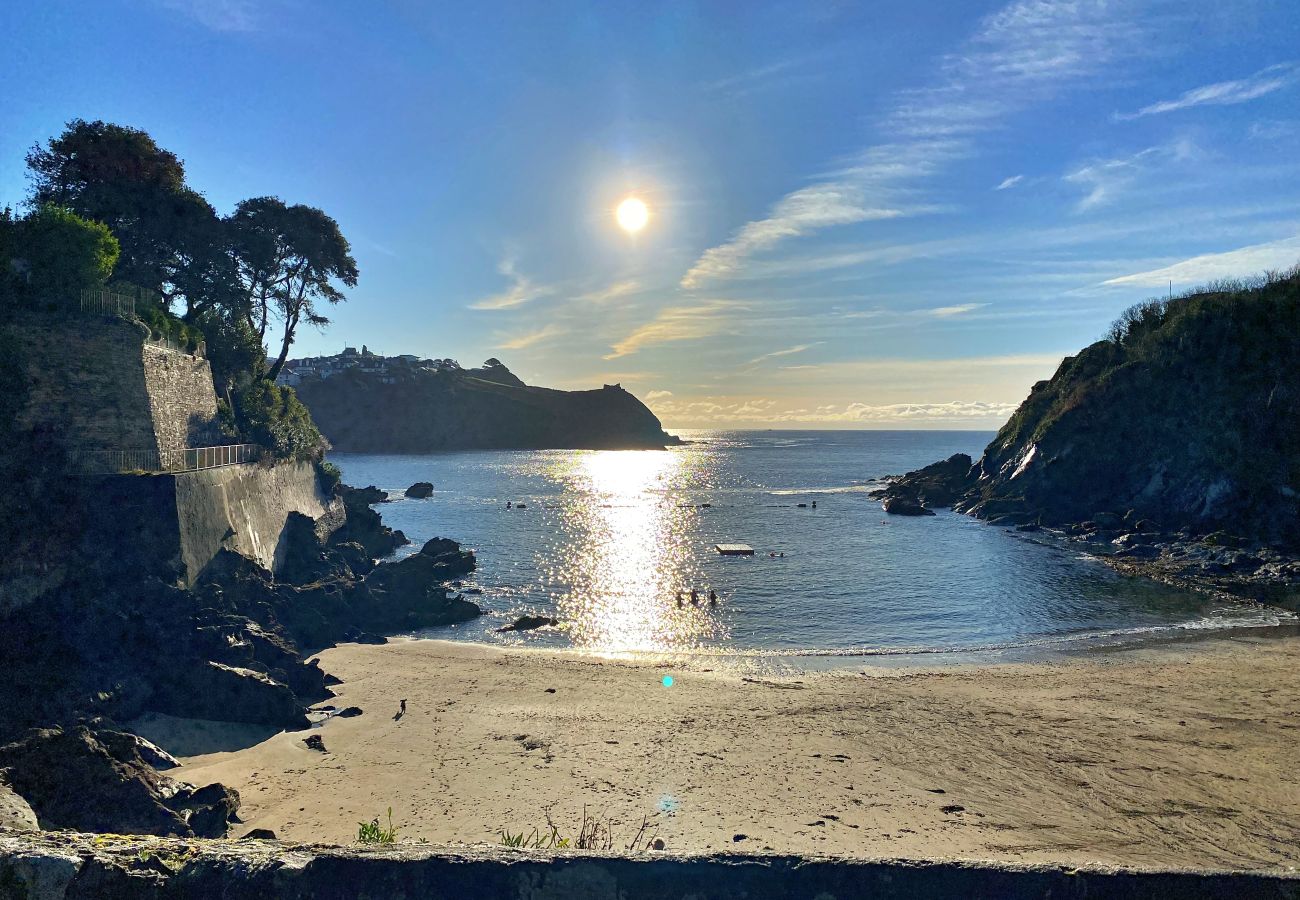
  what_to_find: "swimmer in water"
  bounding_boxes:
[690,589,699,605]
[708,590,717,605]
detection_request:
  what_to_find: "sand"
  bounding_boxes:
[172,635,1300,870]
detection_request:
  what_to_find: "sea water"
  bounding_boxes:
[330,430,1288,664]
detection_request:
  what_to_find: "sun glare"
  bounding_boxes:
[616,196,649,233]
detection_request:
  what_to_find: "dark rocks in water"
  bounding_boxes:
[405,481,434,499]
[882,496,936,517]
[0,726,240,837]
[339,484,389,505]
[497,615,559,633]
[336,706,363,718]
[360,537,481,633]
[329,486,409,560]
[874,454,974,510]
[293,358,681,451]
[303,734,327,752]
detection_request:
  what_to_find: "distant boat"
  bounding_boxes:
[715,543,754,556]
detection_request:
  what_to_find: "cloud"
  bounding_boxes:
[604,301,741,359]
[703,56,823,97]
[650,396,1023,426]
[497,324,566,350]
[1101,234,1300,287]
[155,0,262,31]
[471,258,550,310]
[680,0,1147,288]
[644,389,673,402]
[927,303,987,317]
[1117,63,1298,120]
[1064,139,1197,211]
[573,280,640,305]
[995,174,1024,190]
[746,342,822,366]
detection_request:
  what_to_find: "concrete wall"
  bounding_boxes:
[172,461,335,581]
[6,312,221,457]
[1,835,1297,899]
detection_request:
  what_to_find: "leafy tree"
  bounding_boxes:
[25,119,236,314]
[227,197,358,380]
[12,205,119,302]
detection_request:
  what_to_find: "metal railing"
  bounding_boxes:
[79,287,139,318]
[70,443,263,474]
[145,334,206,358]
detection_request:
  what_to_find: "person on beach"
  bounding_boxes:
[400,698,407,715]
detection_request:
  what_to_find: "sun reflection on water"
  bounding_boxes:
[548,450,727,654]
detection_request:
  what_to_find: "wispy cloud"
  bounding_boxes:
[604,301,741,359]
[1064,139,1198,211]
[703,56,823,97]
[746,342,822,366]
[927,303,987,317]
[680,0,1147,289]
[155,0,262,31]
[995,174,1025,190]
[644,389,673,402]
[1101,234,1300,287]
[470,258,550,310]
[573,280,640,304]
[497,323,566,350]
[1117,63,1298,120]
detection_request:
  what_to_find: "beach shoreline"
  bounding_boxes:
[165,633,1300,870]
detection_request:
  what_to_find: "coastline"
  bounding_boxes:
[171,633,1300,870]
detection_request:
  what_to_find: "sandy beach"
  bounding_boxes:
[169,635,1300,870]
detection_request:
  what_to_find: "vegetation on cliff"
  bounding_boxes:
[880,266,1300,552]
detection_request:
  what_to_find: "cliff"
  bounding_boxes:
[293,360,679,451]
[877,270,1300,585]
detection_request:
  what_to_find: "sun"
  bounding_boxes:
[616,196,649,233]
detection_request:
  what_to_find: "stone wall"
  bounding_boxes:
[141,344,220,452]
[2,834,1297,899]
[5,312,221,458]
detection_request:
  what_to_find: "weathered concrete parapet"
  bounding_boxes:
[1,833,1297,900]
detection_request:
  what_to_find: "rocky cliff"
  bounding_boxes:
[294,360,679,451]
[876,270,1300,593]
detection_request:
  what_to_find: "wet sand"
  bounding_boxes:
[173,635,1300,869]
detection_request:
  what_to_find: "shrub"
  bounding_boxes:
[232,377,326,462]
[357,807,398,845]
[316,459,342,495]
[10,205,119,304]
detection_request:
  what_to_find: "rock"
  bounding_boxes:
[97,730,181,771]
[241,828,278,840]
[1113,532,1161,548]
[405,482,434,499]
[0,726,239,837]
[497,615,559,633]
[336,706,363,718]
[276,511,339,585]
[341,628,388,645]
[303,735,326,752]
[1091,512,1125,530]
[164,661,309,729]
[874,454,975,509]
[883,496,936,516]
[329,488,409,559]
[0,777,38,832]
[360,538,482,632]
[1015,523,1040,532]
[339,484,388,505]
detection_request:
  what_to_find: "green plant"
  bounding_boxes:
[357,807,398,845]
[316,459,343,494]
[499,808,657,851]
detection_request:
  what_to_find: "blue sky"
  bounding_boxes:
[3,1,1299,429]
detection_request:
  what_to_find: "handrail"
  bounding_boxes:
[70,444,264,474]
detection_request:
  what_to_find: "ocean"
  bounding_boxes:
[329,430,1287,666]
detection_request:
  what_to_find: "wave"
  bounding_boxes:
[769,483,880,496]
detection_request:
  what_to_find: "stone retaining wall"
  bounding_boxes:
[140,344,220,452]
[1,834,1296,899]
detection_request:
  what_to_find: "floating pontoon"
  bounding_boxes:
[715,543,754,556]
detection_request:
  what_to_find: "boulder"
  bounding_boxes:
[0,726,240,837]
[157,662,309,730]
[882,497,936,517]
[97,730,180,771]
[497,615,559,633]
[1091,512,1125,530]
[405,482,434,499]
[359,538,482,632]
[339,484,388,505]
[873,454,974,509]
[0,776,38,832]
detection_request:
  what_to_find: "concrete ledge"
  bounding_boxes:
[2,832,1297,899]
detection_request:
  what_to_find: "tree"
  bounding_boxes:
[13,205,119,302]
[227,197,358,380]
[25,119,236,313]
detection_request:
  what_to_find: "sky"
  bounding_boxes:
[2,1,1299,430]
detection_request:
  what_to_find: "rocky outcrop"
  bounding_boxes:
[0,727,239,837]
[294,359,680,451]
[404,481,434,499]
[497,615,559,633]
[0,778,38,832]
[883,496,937,516]
[328,486,408,560]
[873,272,1300,598]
